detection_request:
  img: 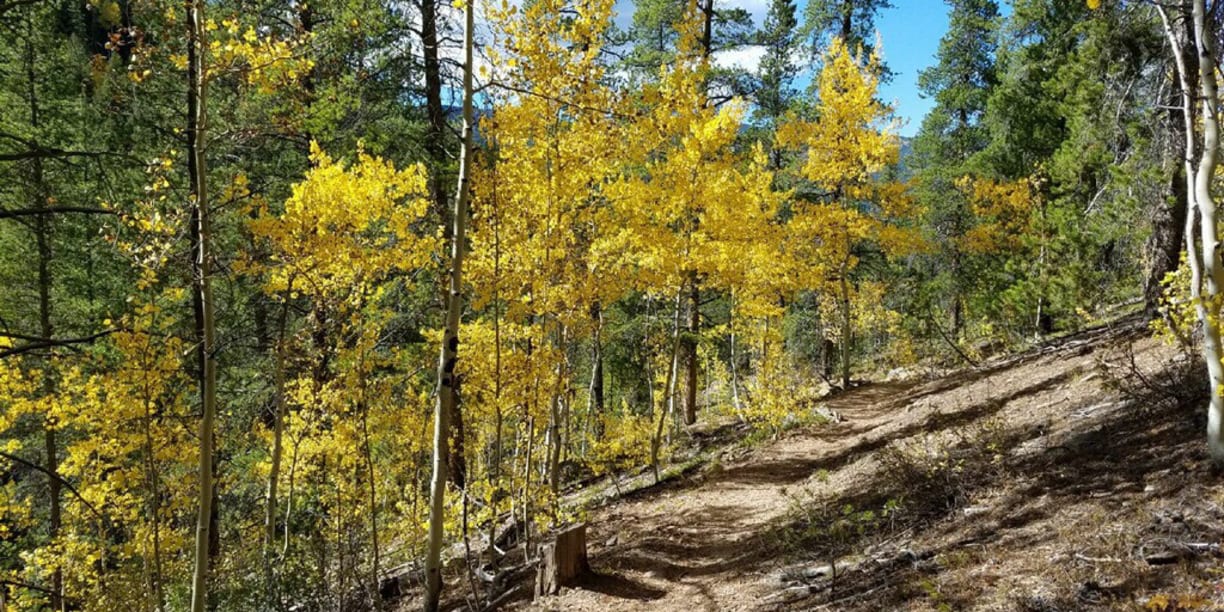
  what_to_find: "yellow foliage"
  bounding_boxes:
[956,175,1037,254]
[249,142,436,302]
[1146,593,1210,611]
[589,409,655,477]
[205,15,314,92]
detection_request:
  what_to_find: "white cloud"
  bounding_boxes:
[713,45,766,72]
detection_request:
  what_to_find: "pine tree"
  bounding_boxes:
[756,0,800,148]
[908,0,999,338]
[803,0,893,79]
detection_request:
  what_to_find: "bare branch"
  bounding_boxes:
[487,80,636,120]
[0,451,105,520]
[0,329,117,359]
[0,206,115,220]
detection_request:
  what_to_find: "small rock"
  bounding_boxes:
[962,505,990,518]
[797,561,854,579]
[802,565,834,579]
[605,535,619,547]
[813,407,843,423]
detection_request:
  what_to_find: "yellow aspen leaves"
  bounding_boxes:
[204,15,314,91]
[956,176,1037,254]
[249,142,436,301]
[775,37,921,297]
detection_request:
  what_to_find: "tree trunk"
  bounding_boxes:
[651,289,684,483]
[821,334,835,382]
[950,245,964,339]
[419,0,467,491]
[547,373,563,497]
[1160,0,1223,464]
[533,525,589,597]
[1143,104,1190,313]
[1144,21,1194,315]
[420,0,449,235]
[187,0,219,606]
[24,15,62,608]
[1189,0,1223,462]
[683,277,699,425]
[729,322,744,419]
[840,0,852,41]
[264,295,290,557]
[839,267,852,389]
[488,203,504,572]
[587,302,604,430]
[423,0,475,605]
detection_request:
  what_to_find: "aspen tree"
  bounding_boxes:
[777,38,914,388]
[424,0,475,604]
[186,0,218,606]
[1153,0,1223,462]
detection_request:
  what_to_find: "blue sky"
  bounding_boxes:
[606,0,959,137]
[875,2,952,136]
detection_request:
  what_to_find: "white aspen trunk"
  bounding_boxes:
[423,0,475,606]
[282,432,300,558]
[651,289,684,483]
[1158,3,1205,327]
[1160,1,1224,463]
[1190,0,1223,461]
[187,0,218,605]
[586,302,603,453]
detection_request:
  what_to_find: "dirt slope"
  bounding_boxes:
[514,322,1224,611]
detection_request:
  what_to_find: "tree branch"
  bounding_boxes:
[0,148,109,162]
[0,451,105,520]
[0,206,115,219]
[0,329,117,359]
[487,80,636,120]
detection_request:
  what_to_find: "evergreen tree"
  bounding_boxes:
[908,0,999,337]
[623,0,754,96]
[757,0,800,123]
[803,0,893,79]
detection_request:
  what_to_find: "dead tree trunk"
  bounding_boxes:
[534,524,590,597]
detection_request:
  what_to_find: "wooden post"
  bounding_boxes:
[534,524,590,597]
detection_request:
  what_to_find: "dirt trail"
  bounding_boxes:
[514,321,1211,611]
[521,383,918,611]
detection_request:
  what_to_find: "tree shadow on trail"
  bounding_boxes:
[607,502,778,580]
[572,570,666,601]
[766,349,1223,610]
[712,366,1078,489]
[545,319,1162,609]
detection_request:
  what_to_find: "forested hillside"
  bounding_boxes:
[0,0,1220,609]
